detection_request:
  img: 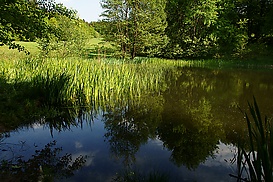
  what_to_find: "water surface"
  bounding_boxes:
[1,66,273,181]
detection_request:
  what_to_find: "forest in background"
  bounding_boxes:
[0,0,273,60]
[95,0,273,59]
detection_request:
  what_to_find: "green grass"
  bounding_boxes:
[0,39,107,60]
[0,40,189,131]
[14,41,39,53]
[0,41,39,60]
[86,38,106,46]
[85,38,120,59]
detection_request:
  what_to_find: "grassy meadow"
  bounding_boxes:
[0,41,39,60]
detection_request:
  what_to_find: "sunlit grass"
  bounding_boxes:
[0,57,187,109]
[0,41,39,61]
[86,38,106,46]
[86,38,117,59]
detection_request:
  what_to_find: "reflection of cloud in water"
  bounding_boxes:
[72,151,97,167]
[75,141,83,149]
[203,142,237,168]
[149,136,164,147]
[31,123,43,129]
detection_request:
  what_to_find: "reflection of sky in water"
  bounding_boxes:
[1,115,237,182]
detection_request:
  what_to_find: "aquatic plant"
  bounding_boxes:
[233,98,273,182]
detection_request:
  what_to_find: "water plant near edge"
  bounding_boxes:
[232,98,273,182]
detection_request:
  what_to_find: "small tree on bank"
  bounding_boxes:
[100,0,168,59]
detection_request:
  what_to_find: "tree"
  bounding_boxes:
[214,0,249,57]
[164,0,220,58]
[235,0,273,45]
[164,0,256,58]
[0,0,79,53]
[0,0,50,52]
[100,0,168,59]
[38,14,96,58]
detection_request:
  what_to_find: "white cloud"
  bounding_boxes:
[75,141,83,149]
[203,142,237,168]
[72,151,98,167]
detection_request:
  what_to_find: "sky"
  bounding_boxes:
[55,0,103,22]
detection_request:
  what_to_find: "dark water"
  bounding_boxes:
[1,66,273,182]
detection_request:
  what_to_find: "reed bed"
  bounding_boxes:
[0,58,186,109]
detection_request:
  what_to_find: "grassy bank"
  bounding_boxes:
[0,41,39,60]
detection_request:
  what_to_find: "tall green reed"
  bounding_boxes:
[0,58,185,109]
[234,98,273,182]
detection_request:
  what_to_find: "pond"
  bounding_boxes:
[1,66,273,182]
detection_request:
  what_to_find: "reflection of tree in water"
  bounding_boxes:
[157,116,221,169]
[104,113,143,165]
[37,106,95,135]
[0,140,86,182]
[0,73,96,134]
[102,74,223,169]
[0,103,95,137]
[157,69,224,169]
[114,168,169,182]
[103,96,163,165]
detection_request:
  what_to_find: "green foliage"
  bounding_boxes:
[1,0,273,59]
[0,0,49,52]
[237,0,273,44]
[164,0,273,59]
[101,0,168,59]
[0,0,88,55]
[164,0,250,58]
[91,21,107,37]
[165,0,220,58]
[38,15,96,58]
[214,1,249,57]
